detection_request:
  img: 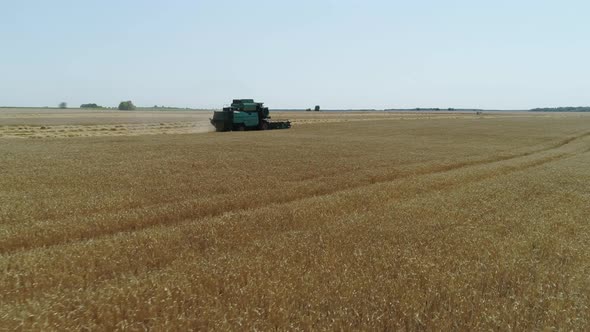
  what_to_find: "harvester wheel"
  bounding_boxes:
[236,124,246,131]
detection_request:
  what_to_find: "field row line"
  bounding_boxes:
[1,130,588,256]
[1,130,587,304]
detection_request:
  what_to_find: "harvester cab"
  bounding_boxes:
[210,99,291,132]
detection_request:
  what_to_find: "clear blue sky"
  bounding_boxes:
[1,0,588,109]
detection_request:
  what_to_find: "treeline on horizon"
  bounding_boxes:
[531,106,590,112]
[54,101,195,111]
[3,104,590,112]
[75,101,136,110]
[80,102,190,110]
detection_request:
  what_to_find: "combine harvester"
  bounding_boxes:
[210,99,291,132]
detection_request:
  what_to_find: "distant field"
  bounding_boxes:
[0,107,564,138]
[1,110,589,330]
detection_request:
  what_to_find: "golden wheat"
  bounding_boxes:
[1,111,589,330]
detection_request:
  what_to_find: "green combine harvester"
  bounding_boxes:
[210,99,291,132]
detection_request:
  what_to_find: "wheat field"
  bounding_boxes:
[1,110,589,330]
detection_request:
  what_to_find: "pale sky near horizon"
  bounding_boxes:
[1,0,588,110]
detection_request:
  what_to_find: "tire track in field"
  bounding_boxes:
[4,128,587,227]
[1,131,589,255]
[3,131,589,252]
[1,134,588,302]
